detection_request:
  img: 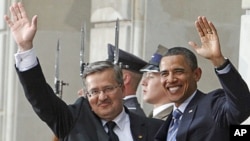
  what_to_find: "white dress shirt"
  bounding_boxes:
[102,108,133,141]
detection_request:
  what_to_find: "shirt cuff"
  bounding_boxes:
[215,59,231,74]
[14,48,38,72]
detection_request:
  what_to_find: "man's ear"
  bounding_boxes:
[193,67,202,82]
[123,71,131,85]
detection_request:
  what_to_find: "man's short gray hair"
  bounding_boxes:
[81,61,124,92]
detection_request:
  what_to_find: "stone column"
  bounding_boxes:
[90,0,133,62]
[1,0,18,140]
[239,0,250,124]
[90,0,150,114]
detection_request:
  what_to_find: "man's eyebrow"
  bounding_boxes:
[160,70,167,74]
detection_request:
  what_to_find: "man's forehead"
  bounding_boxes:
[160,62,188,73]
[85,70,116,82]
[86,80,116,89]
[160,55,188,66]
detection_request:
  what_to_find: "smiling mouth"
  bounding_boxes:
[168,86,181,94]
[98,102,110,107]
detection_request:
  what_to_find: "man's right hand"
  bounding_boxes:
[4,2,37,52]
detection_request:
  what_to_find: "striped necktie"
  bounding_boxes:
[167,109,182,141]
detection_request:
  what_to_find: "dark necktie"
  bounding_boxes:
[106,121,119,141]
[167,109,182,141]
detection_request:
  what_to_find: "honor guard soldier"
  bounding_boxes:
[107,44,147,117]
[140,45,173,120]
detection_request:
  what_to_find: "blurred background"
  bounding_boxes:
[0,0,250,140]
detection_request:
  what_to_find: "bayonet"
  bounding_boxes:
[114,18,119,65]
[80,25,85,77]
[54,38,68,99]
[54,38,61,97]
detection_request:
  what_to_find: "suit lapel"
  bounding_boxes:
[91,111,109,141]
[82,100,110,141]
[176,91,205,141]
[127,110,147,141]
[176,105,197,141]
[154,113,172,141]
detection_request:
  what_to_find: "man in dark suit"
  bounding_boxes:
[4,2,163,141]
[155,16,250,141]
[107,44,147,117]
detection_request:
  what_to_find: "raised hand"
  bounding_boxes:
[4,2,37,52]
[189,16,225,67]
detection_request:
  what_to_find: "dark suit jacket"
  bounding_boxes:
[16,63,163,141]
[155,61,250,141]
[124,97,146,117]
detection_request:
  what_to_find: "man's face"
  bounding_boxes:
[160,55,201,107]
[86,68,125,121]
[141,72,167,105]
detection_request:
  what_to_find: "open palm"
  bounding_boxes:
[189,16,224,65]
[4,2,37,51]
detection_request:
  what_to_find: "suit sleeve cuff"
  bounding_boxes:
[215,58,231,74]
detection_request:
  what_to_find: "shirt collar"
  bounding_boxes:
[173,90,197,113]
[123,95,136,100]
[101,107,129,130]
[153,103,174,117]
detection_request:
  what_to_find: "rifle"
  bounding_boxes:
[54,38,69,99]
